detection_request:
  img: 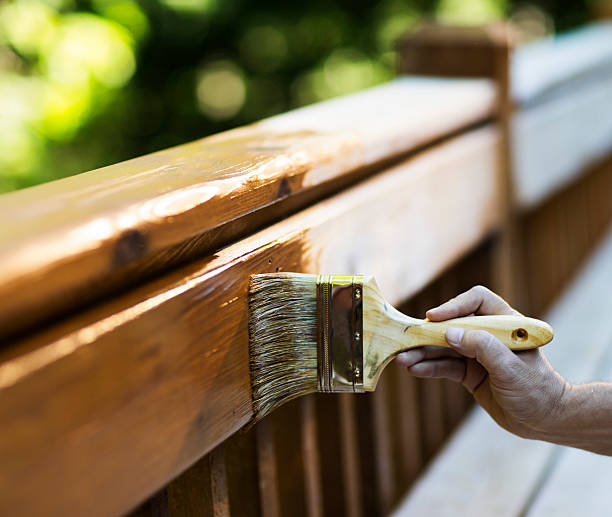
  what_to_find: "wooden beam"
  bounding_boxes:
[511,21,612,106]
[0,78,495,340]
[0,127,501,517]
[397,22,514,78]
[512,74,612,208]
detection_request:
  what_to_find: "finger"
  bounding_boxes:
[396,346,463,367]
[445,327,520,378]
[426,285,517,321]
[515,348,543,366]
[463,360,488,393]
[406,358,466,383]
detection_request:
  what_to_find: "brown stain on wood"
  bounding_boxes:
[0,233,312,517]
[0,128,502,517]
[0,81,496,341]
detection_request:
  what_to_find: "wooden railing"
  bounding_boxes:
[1,20,611,517]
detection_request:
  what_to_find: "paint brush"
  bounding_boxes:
[248,273,553,420]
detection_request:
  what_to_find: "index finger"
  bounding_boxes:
[426,285,518,321]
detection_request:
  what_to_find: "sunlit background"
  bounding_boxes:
[0,0,597,193]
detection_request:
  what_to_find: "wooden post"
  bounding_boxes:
[397,23,523,308]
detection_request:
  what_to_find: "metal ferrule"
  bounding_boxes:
[316,275,364,393]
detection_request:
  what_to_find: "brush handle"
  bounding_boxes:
[402,315,554,351]
[362,288,553,391]
[360,277,554,390]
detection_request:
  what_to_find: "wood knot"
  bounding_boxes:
[277,177,291,199]
[114,229,148,268]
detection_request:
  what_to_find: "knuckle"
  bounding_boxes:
[471,285,490,297]
[508,359,526,379]
[470,329,494,347]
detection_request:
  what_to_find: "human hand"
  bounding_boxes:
[396,286,568,439]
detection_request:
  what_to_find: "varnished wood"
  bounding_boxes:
[300,397,323,517]
[223,429,261,517]
[337,394,363,517]
[397,23,516,78]
[0,128,501,517]
[256,420,280,517]
[370,370,395,515]
[0,78,495,341]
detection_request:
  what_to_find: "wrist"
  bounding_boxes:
[535,381,583,444]
[528,376,572,440]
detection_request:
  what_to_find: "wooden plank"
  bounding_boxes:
[409,288,447,462]
[526,447,612,516]
[353,395,380,515]
[300,397,323,517]
[313,395,348,516]
[397,23,514,79]
[0,77,495,340]
[511,21,612,105]
[337,394,363,517]
[209,447,230,517]
[371,369,395,515]
[392,364,422,487]
[270,400,308,517]
[166,454,214,517]
[129,490,170,517]
[512,73,612,208]
[0,128,501,517]
[224,429,261,517]
[256,420,280,517]
[525,338,612,517]
[391,223,612,516]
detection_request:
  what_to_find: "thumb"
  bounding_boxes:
[446,327,519,378]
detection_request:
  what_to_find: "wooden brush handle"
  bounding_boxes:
[403,315,553,351]
[361,277,554,391]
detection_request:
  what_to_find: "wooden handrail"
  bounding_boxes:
[0,128,500,517]
[1,19,612,517]
[512,21,612,105]
[0,78,494,341]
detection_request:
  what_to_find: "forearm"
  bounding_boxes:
[542,382,612,456]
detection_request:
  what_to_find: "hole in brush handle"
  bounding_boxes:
[512,328,528,342]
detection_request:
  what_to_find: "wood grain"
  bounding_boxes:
[300,396,323,517]
[0,78,495,340]
[0,128,501,517]
[256,420,280,517]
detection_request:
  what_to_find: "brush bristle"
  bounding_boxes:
[249,273,318,420]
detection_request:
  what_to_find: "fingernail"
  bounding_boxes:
[446,327,464,346]
[396,349,423,367]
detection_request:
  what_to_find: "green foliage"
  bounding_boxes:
[0,0,592,193]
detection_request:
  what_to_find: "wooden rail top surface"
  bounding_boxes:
[512,21,612,105]
[0,77,494,340]
[1,19,611,517]
[0,128,501,517]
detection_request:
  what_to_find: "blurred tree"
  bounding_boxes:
[0,0,593,193]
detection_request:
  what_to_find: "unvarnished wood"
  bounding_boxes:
[511,21,612,105]
[0,128,501,517]
[392,223,612,517]
[512,71,612,208]
[361,275,553,389]
[525,332,612,517]
[0,77,495,340]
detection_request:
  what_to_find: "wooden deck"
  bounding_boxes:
[1,19,612,517]
[393,224,612,516]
